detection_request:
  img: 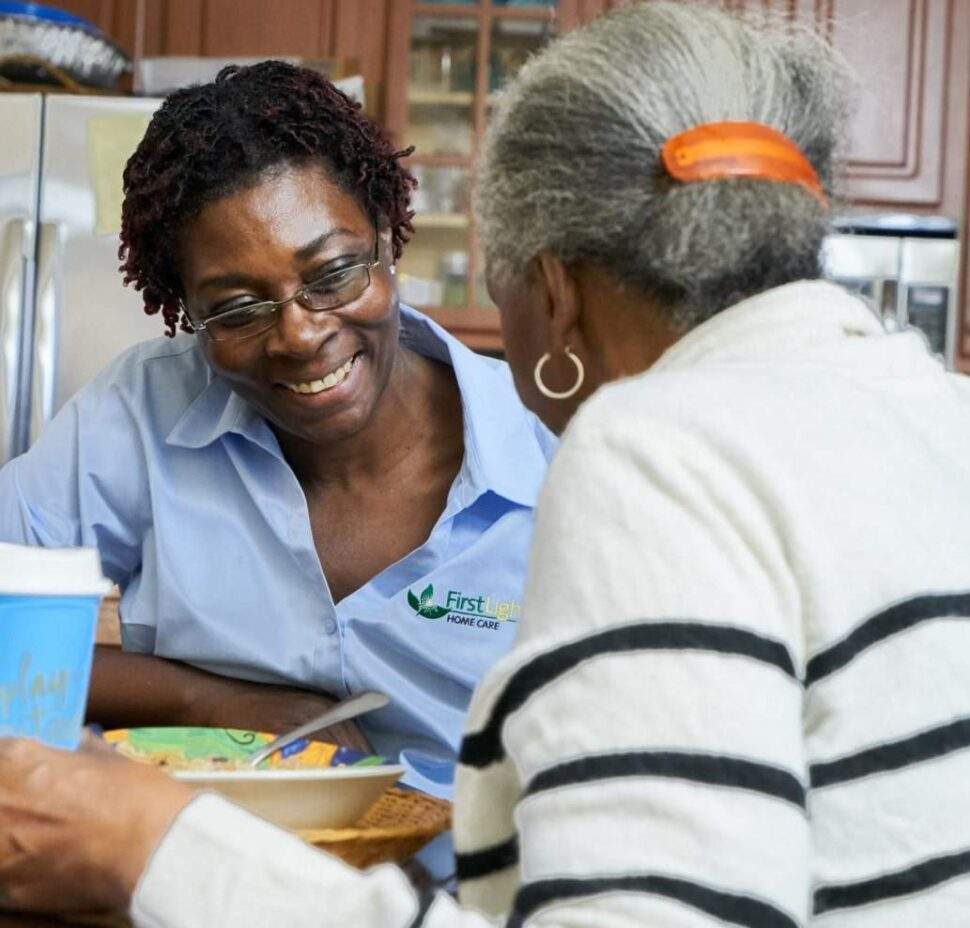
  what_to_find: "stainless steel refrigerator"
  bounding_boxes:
[0,93,163,466]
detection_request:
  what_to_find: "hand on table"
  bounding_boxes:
[199,680,374,754]
[0,736,192,915]
[88,649,374,754]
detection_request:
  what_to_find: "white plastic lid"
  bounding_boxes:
[0,543,112,596]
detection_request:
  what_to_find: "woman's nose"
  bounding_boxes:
[263,302,339,358]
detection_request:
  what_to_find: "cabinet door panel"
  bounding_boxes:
[200,0,325,57]
[157,0,205,55]
[834,0,949,206]
[331,0,391,114]
[728,0,950,206]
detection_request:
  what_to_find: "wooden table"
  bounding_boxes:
[0,914,127,927]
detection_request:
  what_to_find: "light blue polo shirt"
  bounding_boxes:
[0,306,555,794]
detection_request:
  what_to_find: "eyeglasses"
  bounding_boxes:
[186,237,381,342]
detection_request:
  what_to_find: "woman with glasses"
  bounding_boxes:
[0,61,554,790]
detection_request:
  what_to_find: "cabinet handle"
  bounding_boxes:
[0,217,26,463]
[30,221,61,445]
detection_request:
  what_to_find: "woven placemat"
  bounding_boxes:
[300,788,451,869]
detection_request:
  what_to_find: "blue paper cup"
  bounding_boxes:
[0,593,102,749]
[0,545,109,750]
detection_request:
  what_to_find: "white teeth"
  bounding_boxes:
[285,356,356,395]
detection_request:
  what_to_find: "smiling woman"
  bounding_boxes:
[179,168,404,457]
[0,61,555,794]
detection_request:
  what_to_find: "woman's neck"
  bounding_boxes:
[576,265,682,384]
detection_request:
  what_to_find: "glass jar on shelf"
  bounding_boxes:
[410,165,471,221]
[407,17,477,157]
[441,251,470,307]
[398,226,470,312]
[489,16,553,94]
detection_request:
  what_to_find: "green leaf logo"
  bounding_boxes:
[408,584,449,620]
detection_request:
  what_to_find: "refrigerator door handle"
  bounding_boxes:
[30,221,61,445]
[0,217,26,463]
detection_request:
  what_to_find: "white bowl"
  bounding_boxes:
[173,764,405,830]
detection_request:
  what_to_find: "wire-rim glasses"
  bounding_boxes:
[185,236,381,342]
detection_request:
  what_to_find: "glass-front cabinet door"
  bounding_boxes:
[385,1,561,351]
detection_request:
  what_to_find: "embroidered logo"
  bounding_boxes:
[406,584,521,630]
[407,584,450,620]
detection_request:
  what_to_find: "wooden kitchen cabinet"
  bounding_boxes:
[60,0,962,212]
[49,0,970,364]
[50,1,395,121]
[828,0,956,211]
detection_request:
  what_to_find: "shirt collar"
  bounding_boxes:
[166,305,549,508]
[398,305,548,508]
[165,352,282,455]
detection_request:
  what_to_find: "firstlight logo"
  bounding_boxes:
[407,584,450,620]
[407,584,521,630]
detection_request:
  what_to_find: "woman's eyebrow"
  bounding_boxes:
[196,271,260,294]
[294,227,361,262]
[194,228,365,293]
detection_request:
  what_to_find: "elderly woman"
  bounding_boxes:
[0,62,554,781]
[3,4,970,926]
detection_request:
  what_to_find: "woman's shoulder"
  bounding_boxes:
[556,367,696,457]
[561,360,770,464]
[69,334,212,435]
[541,366,769,530]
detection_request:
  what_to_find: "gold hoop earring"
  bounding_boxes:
[534,347,585,400]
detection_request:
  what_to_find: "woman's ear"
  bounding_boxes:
[534,250,584,354]
[379,225,394,256]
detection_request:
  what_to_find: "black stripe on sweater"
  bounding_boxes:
[810,716,970,789]
[814,848,970,914]
[461,622,797,769]
[525,751,806,809]
[455,834,519,881]
[806,592,970,686]
[405,890,435,928]
[507,875,799,928]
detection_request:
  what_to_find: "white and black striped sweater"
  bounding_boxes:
[134,281,970,928]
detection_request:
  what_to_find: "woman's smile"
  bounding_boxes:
[274,350,364,401]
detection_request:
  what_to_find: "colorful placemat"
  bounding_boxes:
[101,727,385,771]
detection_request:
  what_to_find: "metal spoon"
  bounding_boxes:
[245,690,390,768]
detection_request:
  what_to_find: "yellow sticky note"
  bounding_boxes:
[87,114,152,236]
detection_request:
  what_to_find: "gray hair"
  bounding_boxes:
[476,1,850,331]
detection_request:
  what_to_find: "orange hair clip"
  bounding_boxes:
[660,121,827,206]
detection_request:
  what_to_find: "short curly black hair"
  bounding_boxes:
[119,60,415,336]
